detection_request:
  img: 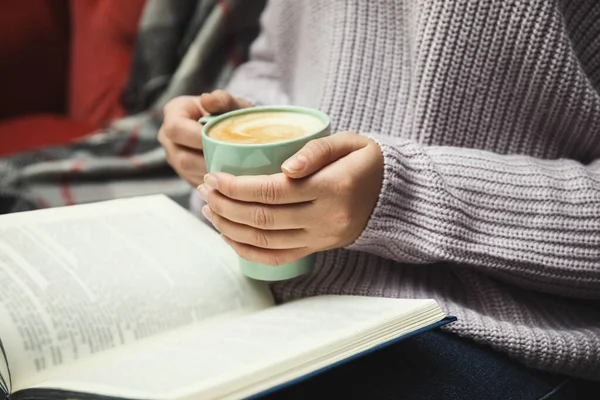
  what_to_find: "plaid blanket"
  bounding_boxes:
[0,0,266,214]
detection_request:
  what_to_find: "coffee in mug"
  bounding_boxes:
[207,111,325,144]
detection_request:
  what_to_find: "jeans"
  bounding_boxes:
[259,330,598,400]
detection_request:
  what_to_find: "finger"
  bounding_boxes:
[171,159,206,186]
[200,90,253,114]
[221,235,309,267]
[160,116,204,149]
[202,172,317,204]
[160,137,206,186]
[163,95,205,120]
[199,188,313,230]
[319,138,383,183]
[281,132,371,179]
[163,141,205,173]
[202,206,307,249]
[158,128,182,165]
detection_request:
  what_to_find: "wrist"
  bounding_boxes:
[346,134,437,263]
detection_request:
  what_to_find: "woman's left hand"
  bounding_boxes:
[197,132,384,266]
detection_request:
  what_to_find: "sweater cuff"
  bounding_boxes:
[347,134,438,263]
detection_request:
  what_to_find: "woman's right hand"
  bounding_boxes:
[158,90,252,187]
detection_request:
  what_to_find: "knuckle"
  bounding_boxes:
[212,89,233,110]
[226,179,238,198]
[306,138,333,160]
[162,118,179,141]
[258,180,280,204]
[252,229,270,248]
[253,206,273,229]
[209,197,223,215]
[335,177,354,194]
[333,209,353,230]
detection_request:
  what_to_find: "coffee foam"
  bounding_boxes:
[208,111,325,144]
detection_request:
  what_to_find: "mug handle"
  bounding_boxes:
[198,115,218,125]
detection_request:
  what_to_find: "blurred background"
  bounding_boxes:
[0,0,266,213]
[0,0,147,156]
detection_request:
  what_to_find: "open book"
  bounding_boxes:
[0,195,452,400]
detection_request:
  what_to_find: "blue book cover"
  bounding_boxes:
[248,316,457,399]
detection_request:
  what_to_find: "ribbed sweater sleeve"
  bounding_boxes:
[225,32,288,106]
[349,134,600,299]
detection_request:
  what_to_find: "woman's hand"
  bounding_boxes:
[197,132,384,266]
[158,90,252,186]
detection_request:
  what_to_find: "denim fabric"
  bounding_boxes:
[260,330,598,399]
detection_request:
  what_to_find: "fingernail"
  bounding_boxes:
[197,184,208,201]
[282,155,307,173]
[204,173,218,189]
[202,205,213,222]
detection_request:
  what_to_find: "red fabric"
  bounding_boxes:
[0,1,70,120]
[0,115,96,157]
[68,0,146,128]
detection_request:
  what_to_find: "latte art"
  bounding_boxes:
[208,112,325,144]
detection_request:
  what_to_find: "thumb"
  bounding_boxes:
[281,132,369,178]
[200,89,253,114]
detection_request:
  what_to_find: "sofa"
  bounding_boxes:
[0,0,146,157]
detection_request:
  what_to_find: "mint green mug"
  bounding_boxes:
[199,105,330,281]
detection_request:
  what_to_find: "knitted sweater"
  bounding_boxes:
[194,0,600,380]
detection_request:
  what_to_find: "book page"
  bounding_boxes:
[30,296,443,400]
[0,195,273,392]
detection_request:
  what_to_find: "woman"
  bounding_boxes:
[158,1,600,398]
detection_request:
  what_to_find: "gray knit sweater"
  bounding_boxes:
[194,0,600,380]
